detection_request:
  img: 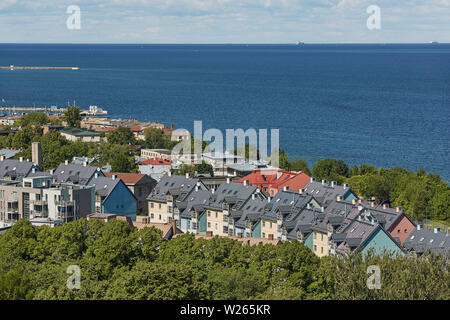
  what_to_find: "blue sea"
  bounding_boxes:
[0,44,449,180]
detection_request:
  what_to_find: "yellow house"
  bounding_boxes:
[148,199,169,223]
[260,218,277,240]
[312,230,329,257]
[206,208,225,236]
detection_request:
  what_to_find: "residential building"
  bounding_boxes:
[52,161,104,185]
[202,152,244,177]
[104,172,156,215]
[171,129,190,142]
[403,225,449,256]
[146,173,207,225]
[0,149,20,160]
[303,178,358,205]
[138,158,171,181]
[60,127,101,142]
[236,169,310,196]
[89,173,137,221]
[0,158,40,181]
[141,149,172,161]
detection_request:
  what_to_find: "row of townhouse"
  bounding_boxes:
[0,157,156,227]
[144,172,449,257]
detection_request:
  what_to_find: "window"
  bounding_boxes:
[215,223,218,230]
[314,245,317,251]
[404,229,408,233]
[207,211,211,217]
[321,247,324,254]
[215,212,218,218]
[158,204,161,209]
[270,222,273,228]
[314,232,317,239]
[159,214,161,220]
[151,203,154,208]
[208,222,211,228]
[262,232,266,238]
[262,221,265,227]
[321,234,323,241]
[397,229,400,233]
[151,213,154,219]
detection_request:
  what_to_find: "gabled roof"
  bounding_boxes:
[147,174,201,202]
[54,163,102,185]
[89,176,122,202]
[304,180,353,205]
[0,159,37,180]
[236,169,310,191]
[179,189,212,218]
[60,127,100,137]
[403,227,449,256]
[104,172,151,186]
[139,158,171,166]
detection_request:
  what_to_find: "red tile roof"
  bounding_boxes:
[236,169,310,193]
[139,158,171,166]
[104,172,146,185]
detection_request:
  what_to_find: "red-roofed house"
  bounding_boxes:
[236,169,310,197]
[104,172,156,215]
[139,158,172,166]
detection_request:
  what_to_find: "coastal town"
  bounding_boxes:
[0,110,447,258]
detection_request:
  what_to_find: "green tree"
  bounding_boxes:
[107,127,135,145]
[288,158,311,175]
[111,153,135,173]
[312,158,349,184]
[63,106,82,128]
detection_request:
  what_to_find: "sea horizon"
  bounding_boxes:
[1,43,449,180]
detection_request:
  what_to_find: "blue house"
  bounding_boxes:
[89,174,137,221]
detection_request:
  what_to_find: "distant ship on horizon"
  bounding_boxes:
[296,41,305,46]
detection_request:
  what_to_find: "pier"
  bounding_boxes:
[0,65,80,70]
[0,106,107,116]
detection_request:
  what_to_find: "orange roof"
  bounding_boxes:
[129,125,142,132]
[237,169,310,191]
[104,172,146,185]
[133,221,175,238]
[139,158,171,166]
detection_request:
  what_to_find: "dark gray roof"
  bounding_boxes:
[262,190,315,221]
[235,197,266,228]
[179,189,212,218]
[0,159,37,180]
[147,174,201,202]
[90,176,121,202]
[403,227,449,256]
[54,163,102,185]
[206,181,260,211]
[304,180,353,205]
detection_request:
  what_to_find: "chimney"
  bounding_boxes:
[336,195,343,202]
[32,142,43,168]
[331,181,337,187]
[185,172,190,179]
[358,198,364,204]
[237,232,243,238]
[251,194,255,200]
[370,201,375,208]
[352,198,357,205]
[321,206,325,213]
[307,203,312,210]
[94,173,98,179]
[299,188,304,195]
[267,197,271,203]
[243,180,248,186]
[112,174,117,180]
[226,177,231,184]
[0,155,4,161]
[50,169,54,175]
[31,167,36,174]
[321,179,328,186]
[268,234,274,240]
[434,227,440,234]
[195,185,199,192]
[65,160,69,165]
[211,188,215,194]
[283,186,289,192]
[310,177,315,183]
[396,206,402,213]
[168,171,172,177]
[417,224,422,231]
[343,183,349,189]
[382,203,389,210]
[358,216,362,221]
[19,157,23,162]
[83,161,87,167]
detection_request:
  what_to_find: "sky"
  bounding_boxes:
[0,0,449,43]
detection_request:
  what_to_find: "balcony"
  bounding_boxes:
[55,200,74,206]
[32,199,48,206]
